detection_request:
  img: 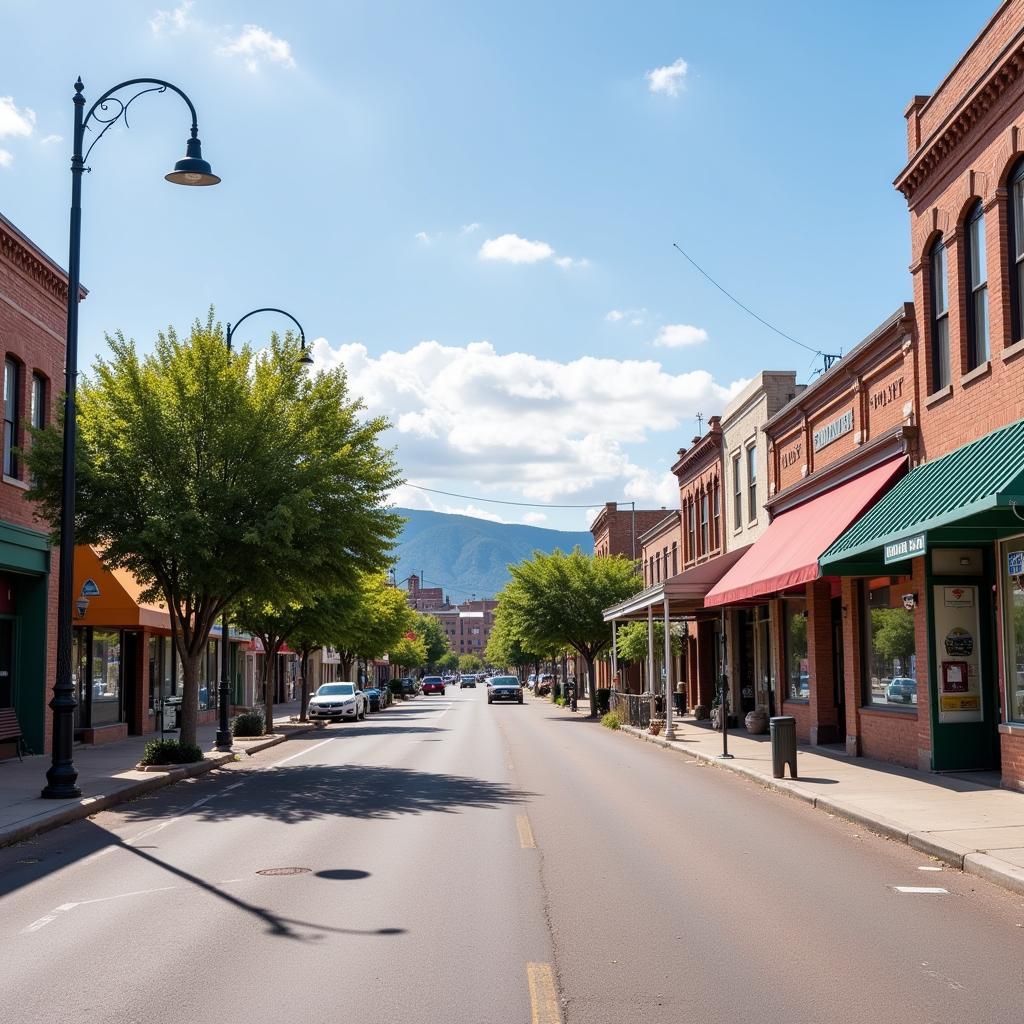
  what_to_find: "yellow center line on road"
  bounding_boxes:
[516,814,536,849]
[527,962,563,1024]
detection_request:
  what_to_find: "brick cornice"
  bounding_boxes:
[0,215,83,304]
[895,32,1024,203]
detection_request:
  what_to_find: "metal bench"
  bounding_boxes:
[0,707,29,760]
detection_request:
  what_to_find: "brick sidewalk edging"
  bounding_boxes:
[0,726,317,851]
[614,722,1024,899]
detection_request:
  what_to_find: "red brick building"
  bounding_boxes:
[0,213,76,758]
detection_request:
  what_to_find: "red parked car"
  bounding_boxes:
[421,676,445,695]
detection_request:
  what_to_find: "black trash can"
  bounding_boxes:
[769,715,797,779]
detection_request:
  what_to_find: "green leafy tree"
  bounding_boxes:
[615,621,684,688]
[388,634,427,671]
[486,607,547,673]
[458,653,484,672]
[413,611,450,667]
[498,549,640,716]
[25,313,402,746]
[437,651,460,672]
[333,573,413,679]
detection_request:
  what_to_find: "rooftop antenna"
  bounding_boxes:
[695,411,704,434]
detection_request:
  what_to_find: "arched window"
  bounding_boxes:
[929,236,950,391]
[965,201,989,368]
[1009,161,1024,344]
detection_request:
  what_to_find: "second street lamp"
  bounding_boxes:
[215,308,311,751]
[43,77,220,800]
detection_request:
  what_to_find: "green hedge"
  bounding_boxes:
[140,739,204,766]
[231,711,264,737]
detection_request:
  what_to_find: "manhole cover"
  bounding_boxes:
[256,867,312,876]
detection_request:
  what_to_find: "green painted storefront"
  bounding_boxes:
[0,520,53,756]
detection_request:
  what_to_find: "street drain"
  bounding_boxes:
[256,867,312,876]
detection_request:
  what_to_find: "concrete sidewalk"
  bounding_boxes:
[608,711,1024,897]
[0,699,316,850]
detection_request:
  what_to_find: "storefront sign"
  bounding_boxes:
[869,377,904,411]
[1008,550,1024,576]
[81,578,100,597]
[883,532,926,564]
[943,586,974,608]
[780,442,802,470]
[812,410,854,453]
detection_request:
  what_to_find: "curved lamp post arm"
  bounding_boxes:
[226,307,312,362]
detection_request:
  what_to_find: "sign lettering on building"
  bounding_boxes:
[780,441,801,469]
[812,409,854,453]
[883,532,926,564]
[870,377,904,411]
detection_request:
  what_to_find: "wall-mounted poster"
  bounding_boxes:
[933,584,983,723]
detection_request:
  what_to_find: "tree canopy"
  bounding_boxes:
[25,313,402,745]
[497,549,640,715]
[332,572,413,679]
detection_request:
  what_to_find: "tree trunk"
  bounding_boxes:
[300,648,310,722]
[261,649,276,736]
[585,655,598,717]
[178,652,202,746]
[339,652,354,680]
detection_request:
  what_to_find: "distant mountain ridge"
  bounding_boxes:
[391,507,594,601]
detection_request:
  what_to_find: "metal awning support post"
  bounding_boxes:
[663,597,676,740]
[718,607,733,759]
[611,618,618,688]
[647,604,656,721]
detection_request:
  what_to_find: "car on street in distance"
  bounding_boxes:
[487,675,523,704]
[363,686,385,712]
[535,673,554,697]
[886,677,917,704]
[307,682,367,722]
[399,676,420,698]
[460,674,477,689]
[422,675,445,695]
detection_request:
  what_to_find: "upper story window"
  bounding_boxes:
[699,492,709,555]
[686,500,696,561]
[1010,161,1024,344]
[671,541,678,576]
[30,373,45,431]
[3,358,19,479]
[965,201,989,369]
[930,236,950,391]
[732,453,741,529]
[746,446,757,523]
[713,483,720,548]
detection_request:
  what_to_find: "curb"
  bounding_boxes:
[614,723,1024,896]
[0,723,319,851]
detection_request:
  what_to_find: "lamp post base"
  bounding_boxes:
[41,767,82,800]
[214,679,233,751]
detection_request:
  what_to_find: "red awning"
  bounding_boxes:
[704,457,905,607]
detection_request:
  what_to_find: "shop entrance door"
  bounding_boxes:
[0,619,13,710]
[930,575,1000,771]
[831,597,846,743]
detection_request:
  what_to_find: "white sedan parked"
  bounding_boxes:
[307,682,367,722]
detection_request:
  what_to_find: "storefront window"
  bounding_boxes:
[90,630,122,727]
[862,579,917,708]
[785,599,808,700]
[1001,538,1024,723]
[754,605,776,715]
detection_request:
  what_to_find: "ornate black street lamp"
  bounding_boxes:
[214,309,311,751]
[42,78,220,799]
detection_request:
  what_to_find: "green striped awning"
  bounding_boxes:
[820,418,1024,575]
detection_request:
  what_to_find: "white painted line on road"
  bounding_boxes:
[517,814,537,849]
[918,865,944,872]
[527,962,562,1024]
[893,886,949,894]
[21,885,178,933]
[269,736,335,767]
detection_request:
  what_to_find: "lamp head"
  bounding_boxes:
[165,135,220,186]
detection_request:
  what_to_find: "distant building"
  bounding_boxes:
[405,574,446,612]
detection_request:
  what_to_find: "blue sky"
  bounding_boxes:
[0,0,996,530]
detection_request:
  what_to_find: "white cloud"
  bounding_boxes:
[149,0,194,35]
[218,24,296,72]
[606,307,648,325]
[646,58,688,98]
[40,134,62,146]
[0,149,12,169]
[0,97,35,140]
[460,222,480,235]
[653,323,708,348]
[479,233,554,264]
[479,232,586,269]
[414,231,431,244]
[309,336,745,506]
[522,512,547,525]
[391,485,507,523]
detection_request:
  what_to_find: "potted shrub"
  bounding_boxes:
[745,708,769,734]
[136,738,204,771]
[231,710,265,738]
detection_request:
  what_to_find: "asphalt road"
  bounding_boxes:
[1,689,1023,1023]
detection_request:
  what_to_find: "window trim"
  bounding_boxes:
[1010,161,1024,345]
[746,444,758,524]
[965,200,989,370]
[731,452,742,532]
[3,358,19,480]
[929,236,951,392]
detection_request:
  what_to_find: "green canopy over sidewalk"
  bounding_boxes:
[820,418,1024,576]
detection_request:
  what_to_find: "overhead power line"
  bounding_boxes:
[402,483,624,510]
[672,241,840,369]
